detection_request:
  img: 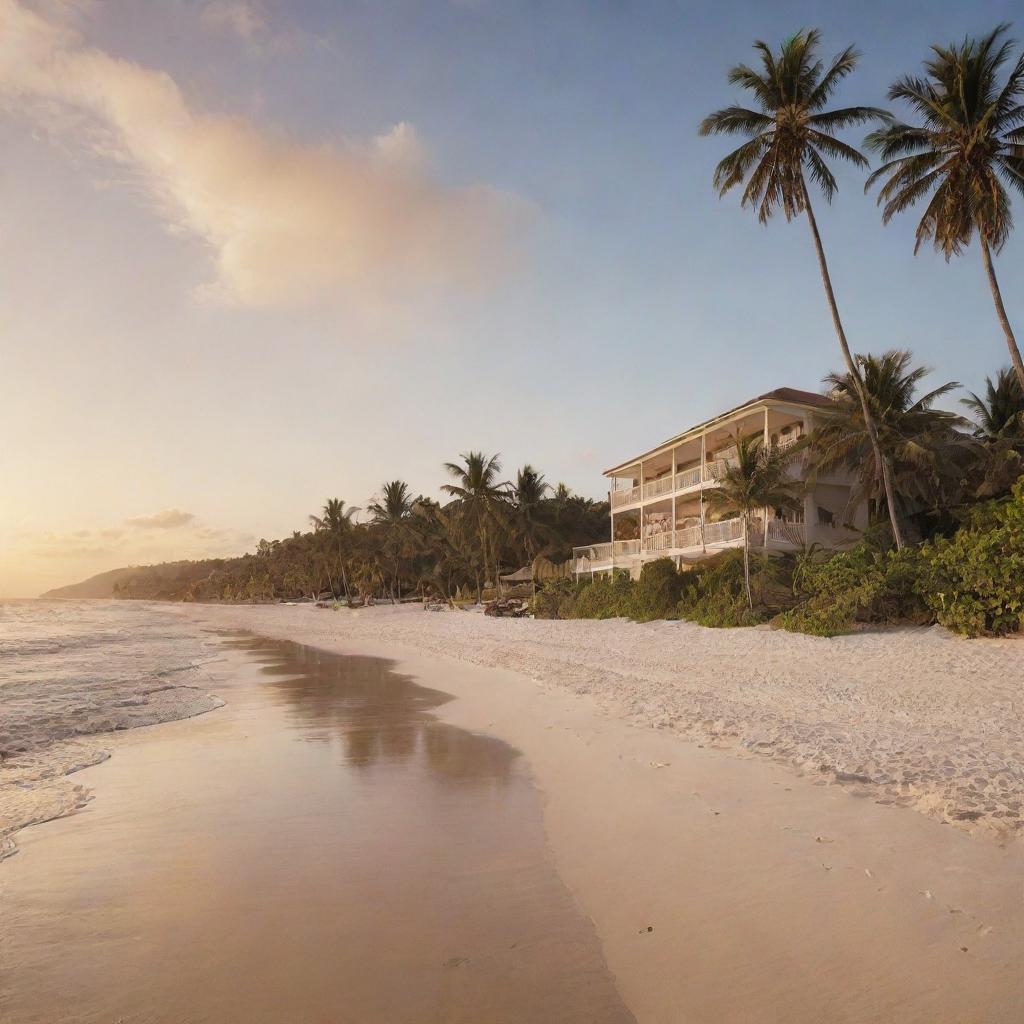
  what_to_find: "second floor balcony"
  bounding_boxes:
[610,456,739,509]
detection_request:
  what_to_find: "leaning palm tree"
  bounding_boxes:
[699,30,904,546]
[367,480,418,601]
[865,26,1024,390]
[809,350,972,527]
[309,497,359,600]
[704,432,803,608]
[441,452,509,602]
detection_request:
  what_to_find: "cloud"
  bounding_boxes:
[200,0,267,41]
[124,508,196,530]
[0,0,531,309]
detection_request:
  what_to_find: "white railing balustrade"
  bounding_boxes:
[642,475,675,500]
[674,524,704,549]
[766,520,805,545]
[674,465,702,490]
[612,539,641,556]
[704,458,736,482]
[703,518,744,545]
[644,532,674,552]
[610,486,641,508]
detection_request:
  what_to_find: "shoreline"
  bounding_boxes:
[174,602,1024,1021]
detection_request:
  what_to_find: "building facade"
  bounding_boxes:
[572,388,863,577]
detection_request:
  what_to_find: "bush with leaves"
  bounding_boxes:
[627,558,683,621]
[676,551,774,628]
[572,570,635,619]
[916,480,1024,636]
[532,577,580,619]
[777,542,927,636]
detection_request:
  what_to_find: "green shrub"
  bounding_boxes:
[776,542,927,637]
[916,480,1024,636]
[627,558,683,621]
[676,551,774,628]
[572,570,635,619]
[532,577,579,619]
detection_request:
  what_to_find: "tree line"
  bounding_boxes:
[111,457,608,603]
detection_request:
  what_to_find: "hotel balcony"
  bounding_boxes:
[572,516,813,576]
[609,455,737,510]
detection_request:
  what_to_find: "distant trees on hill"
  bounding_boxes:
[110,462,609,604]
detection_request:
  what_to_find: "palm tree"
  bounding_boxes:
[699,30,905,547]
[441,451,509,601]
[367,480,418,602]
[704,432,803,608]
[309,497,359,600]
[962,367,1024,496]
[962,367,1024,440]
[511,464,552,561]
[865,26,1024,390]
[809,350,972,528]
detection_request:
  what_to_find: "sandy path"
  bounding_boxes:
[177,603,1024,839]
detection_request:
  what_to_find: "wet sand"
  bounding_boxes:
[0,636,633,1024]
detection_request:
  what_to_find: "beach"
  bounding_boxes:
[168,602,1024,1022]
[4,600,1023,1022]
[180,602,1024,839]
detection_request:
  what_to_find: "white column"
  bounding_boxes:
[671,447,677,547]
[802,414,816,545]
[638,460,644,556]
[699,432,707,551]
[763,408,770,550]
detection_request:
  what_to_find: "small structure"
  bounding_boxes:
[499,565,534,591]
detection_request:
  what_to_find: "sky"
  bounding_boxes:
[1,0,1021,596]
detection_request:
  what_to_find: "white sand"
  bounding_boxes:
[177,603,1024,839]
[174,602,1024,1022]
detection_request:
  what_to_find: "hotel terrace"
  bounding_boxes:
[572,388,864,577]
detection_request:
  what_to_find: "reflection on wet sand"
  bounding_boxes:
[2,635,634,1024]
[244,638,515,782]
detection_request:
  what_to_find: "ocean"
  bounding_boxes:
[0,599,222,859]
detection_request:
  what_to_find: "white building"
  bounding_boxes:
[572,388,863,577]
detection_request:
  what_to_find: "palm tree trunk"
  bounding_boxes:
[742,515,752,609]
[979,235,1024,392]
[802,187,905,549]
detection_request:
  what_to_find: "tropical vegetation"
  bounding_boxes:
[864,25,1024,390]
[111,463,608,606]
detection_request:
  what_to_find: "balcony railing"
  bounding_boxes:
[700,517,745,545]
[573,516,807,573]
[610,485,641,508]
[611,459,744,510]
[642,474,675,500]
[644,531,675,552]
[766,520,805,545]
[674,465,702,490]
[704,458,736,482]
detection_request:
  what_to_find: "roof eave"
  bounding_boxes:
[601,396,827,477]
